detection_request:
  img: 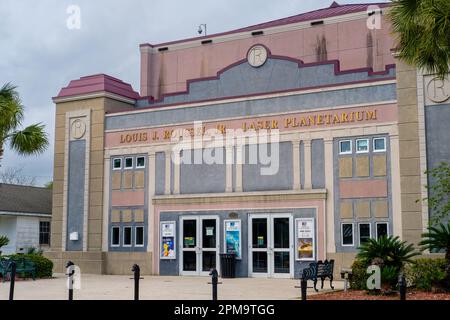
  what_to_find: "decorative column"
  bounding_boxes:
[303,139,312,189]
[235,145,243,192]
[225,145,233,192]
[292,139,301,190]
[164,150,171,195]
[324,137,335,253]
[148,152,156,252]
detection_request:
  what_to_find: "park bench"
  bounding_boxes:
[300,259,335,292]
[0,257,36,281]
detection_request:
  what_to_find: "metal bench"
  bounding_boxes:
[0,257,36,281]
[301,259,335,292]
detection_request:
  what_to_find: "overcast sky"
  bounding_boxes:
[0,0,387,186]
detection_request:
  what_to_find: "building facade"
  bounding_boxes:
[0,184,52,255]
[47,2,449,277]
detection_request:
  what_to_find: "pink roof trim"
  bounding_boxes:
[54,74,140,100]
[140,2,390,48]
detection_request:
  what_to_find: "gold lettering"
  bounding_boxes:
[356,112,364,121]
[333,114,340,124]
[308,116,315,126]
[284,118,291,128]
[271,120,278,129]
[366,110,377,120]
[152,132,158,141]
[217,124,226,134]
[163,130,173,140]
[317,115,323,125]
[292,117,299,127]
[340,112,348,123]
[325,114,331,124]
[300,117,308,126]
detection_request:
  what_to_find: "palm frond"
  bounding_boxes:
[0,83,24,132]
[9,123,49,155]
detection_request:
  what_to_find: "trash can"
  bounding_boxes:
[219,253,236,278]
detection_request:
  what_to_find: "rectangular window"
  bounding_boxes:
[39,221,50,245]
[113,158,122,170]
[125,157,133,169]
[341,223,354,246]
[135,226,144,247]
[359,223,371,245]
[373,137,386,152]
[339,140,352,154]
[123,226,132,246]
[111,227,120,246]
[356,139,369,153]
[376,222,389,240]
[136,156,145,169]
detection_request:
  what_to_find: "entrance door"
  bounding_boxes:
[249,214,293,278]
[180,216,219,276]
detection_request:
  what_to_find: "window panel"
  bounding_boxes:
[356,139,369,153]
[359,223,371,245]
[135,226,144,246]
[113,158,122,170]
[39,221,50,245]
[136,156,145,168]
[111,227,120,246]
[123,227,132,246]
[373,137,386,152]
[342,223,354,246]
[125,157,133,169]
[339,140,352,154]
[376,223,388,239]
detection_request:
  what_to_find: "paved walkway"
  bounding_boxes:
[0,274,343,300]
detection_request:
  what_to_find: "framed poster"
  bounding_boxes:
[296,218,315,261]
[160,221,176,259]
[223,219,241,259]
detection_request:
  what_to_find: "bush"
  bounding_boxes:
[404,258,446,291]
[8,253,53,278]
[350,260,369,290]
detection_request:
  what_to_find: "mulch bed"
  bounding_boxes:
[309,289,450,300]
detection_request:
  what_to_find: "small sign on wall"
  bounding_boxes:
[296,218,315,261]
[160,221,176,259]
[224,220,241,259]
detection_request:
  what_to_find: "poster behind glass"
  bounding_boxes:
[296,218,315,261]
[224,220,241,259]
[160,221,176,259]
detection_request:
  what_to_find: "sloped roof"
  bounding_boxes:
[142,2,391,48]
[54,74,140,100]
[0,183,52,215]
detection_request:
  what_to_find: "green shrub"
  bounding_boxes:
[404,258,446,291]
[8,253,53,278]
[350,259,369,290]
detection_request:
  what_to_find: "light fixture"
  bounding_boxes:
[198,24,207,36]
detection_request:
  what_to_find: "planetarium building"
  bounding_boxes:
[47,2,450,277]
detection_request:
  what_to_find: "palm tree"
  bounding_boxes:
[420,222,450,287]
[0,83,48,167]
[389,0,450,79]
[357,236,420,270]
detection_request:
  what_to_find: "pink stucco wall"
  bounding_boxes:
[141,15,395,98]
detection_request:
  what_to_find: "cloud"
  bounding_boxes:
[0,0,386,186]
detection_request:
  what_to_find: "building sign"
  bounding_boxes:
[108,106,387,148]
[296,218,315,261]
[160,221,176,259]
[224,220,241,259]
[426,76,450,104]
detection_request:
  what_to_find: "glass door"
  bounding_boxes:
[180,216,219,276]
[200,217,219,275]
[181,218,198,275]
[249,214,293,278]
[270,215,293,278]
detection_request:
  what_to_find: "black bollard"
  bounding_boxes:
[398,274,406,301]
[209,269,218,301]
[300,277,307,301]
[132,264,141,301]
[9,261,16,301]
[66,261,75,301]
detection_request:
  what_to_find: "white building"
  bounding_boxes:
[0,184,52,255]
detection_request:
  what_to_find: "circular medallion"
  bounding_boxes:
[71,118,86,139]
[426,77,450,103]
[247,45,268,68]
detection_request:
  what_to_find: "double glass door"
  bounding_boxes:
[180,216,219,276]
[249,214,293,278]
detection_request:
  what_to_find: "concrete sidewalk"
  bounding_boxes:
[0,274,343,300]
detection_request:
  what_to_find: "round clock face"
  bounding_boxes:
[247,45,268,68]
